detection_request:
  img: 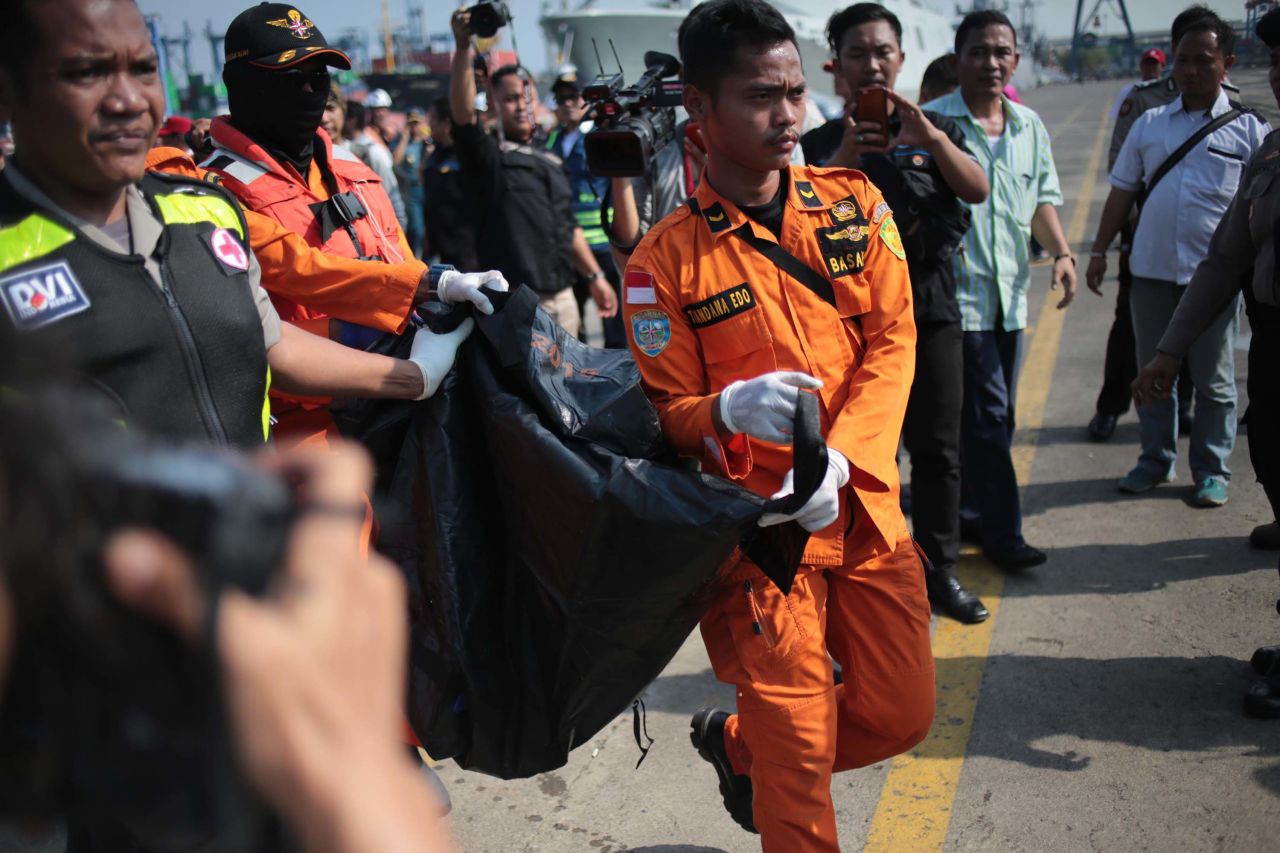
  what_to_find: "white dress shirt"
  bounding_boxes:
[1110,89,1271,284]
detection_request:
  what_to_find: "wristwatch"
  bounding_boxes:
[586,270,605,282]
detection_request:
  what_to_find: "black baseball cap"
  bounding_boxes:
[224,3,352,70]
[1258,7,1280,49]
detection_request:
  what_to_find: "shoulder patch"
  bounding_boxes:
[0,260,90,329]
[1119,99,1133,118]
[701,202,733,233]
[683,282,756,328]
[871,201,891,224]
[624,269,657,305]
[794,181,823,207]
[631,309,672,357]
[879,216,906,261]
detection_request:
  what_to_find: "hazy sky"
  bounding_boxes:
[138,0,1254,75]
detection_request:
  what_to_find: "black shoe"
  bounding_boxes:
[690,708,756,833]
[959,516,983,545]
[925,569,990,624]
[987,543,1047,572]
[1179,410,1194,436]
[1252,645,1280,677]
[1244,675,1280,719]
[1250,522,1280,550]
[1087,413,1118,442]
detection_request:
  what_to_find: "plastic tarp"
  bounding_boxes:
[335,287,824,779]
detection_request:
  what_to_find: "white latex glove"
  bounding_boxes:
[719,371,824,444]
[437,269,509,315]
[759,448,850,532]
[408,317,474,400]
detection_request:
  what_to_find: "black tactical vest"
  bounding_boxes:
[0,171,270,447]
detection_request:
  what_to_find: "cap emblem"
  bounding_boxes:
[268,9,315,40]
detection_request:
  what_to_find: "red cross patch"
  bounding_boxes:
[210,228,249,271]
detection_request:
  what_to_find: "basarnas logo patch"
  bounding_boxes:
[0,261,91,330]
[631,309,671,357]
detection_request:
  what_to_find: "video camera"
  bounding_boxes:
[466,0,511,39]
[0,394,294,847]
[584,50,683,178]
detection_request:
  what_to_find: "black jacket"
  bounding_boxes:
[453,123,576,294]
[802,111,973,325]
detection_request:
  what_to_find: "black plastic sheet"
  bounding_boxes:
[335,287,823,778]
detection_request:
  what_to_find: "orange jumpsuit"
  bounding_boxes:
[624,165,935,852]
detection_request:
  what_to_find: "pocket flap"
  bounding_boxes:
[695,307,773,364]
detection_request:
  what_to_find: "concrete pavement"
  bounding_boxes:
[446,74,1280,852]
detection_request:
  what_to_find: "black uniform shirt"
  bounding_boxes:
[802,110,974,325]
[453,122,576,294]
[422,144,480,271]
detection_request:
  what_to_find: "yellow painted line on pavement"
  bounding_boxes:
[862,108,1112,853]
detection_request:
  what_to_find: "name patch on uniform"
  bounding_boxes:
[208,227,250,273]
[795,181,824,207]
[683,283,755,328]
[631,309,671,357]
[624,269,657,304]
[0,261,90,330]
[817,222,869,278]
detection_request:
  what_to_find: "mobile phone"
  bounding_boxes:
[855,86,888,130]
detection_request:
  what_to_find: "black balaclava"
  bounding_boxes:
[224,63,329,175]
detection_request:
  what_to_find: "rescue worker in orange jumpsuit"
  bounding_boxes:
[622,2,935,849]
[197,3,504,448]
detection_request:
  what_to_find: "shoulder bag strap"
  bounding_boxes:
[1139,105,1253,212]
[686,197,839,310]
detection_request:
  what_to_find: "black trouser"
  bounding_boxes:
[1096,228,1193,416]
[1245,289,1280,523]
[903,320,963,575]
[572,249,625,349]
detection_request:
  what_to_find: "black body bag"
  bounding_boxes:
[335,286,825,779]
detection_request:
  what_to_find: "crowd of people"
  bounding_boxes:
[0,0,1277,850]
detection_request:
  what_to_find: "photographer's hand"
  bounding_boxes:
[103,443,452,853]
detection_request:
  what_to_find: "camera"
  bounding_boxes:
[584,51,683,178]
[0,394,294,846]
[466,0,511,39]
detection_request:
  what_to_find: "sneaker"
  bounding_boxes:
[1118,469,1172,494]
[1191,477,1228,507]
[689,708,756,833]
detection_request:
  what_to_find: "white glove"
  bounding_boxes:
[759,448,850,532]
[437,269,509,315]
[408,318,474,400]
[719,371,824,444]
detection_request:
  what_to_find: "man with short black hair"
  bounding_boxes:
[1087,5,1227,443]
[1087,13,1271,507]
[923,9,1076,571]
[625,1,935,847]
[449,11,616,337]
[802,2,991,624]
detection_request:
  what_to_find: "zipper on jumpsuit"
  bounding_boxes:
[156,264,231,446]
[744,579,777,649]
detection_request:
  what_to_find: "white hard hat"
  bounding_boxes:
[366,88,393,109]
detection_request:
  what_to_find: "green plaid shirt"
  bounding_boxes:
[921,92,1063,331]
